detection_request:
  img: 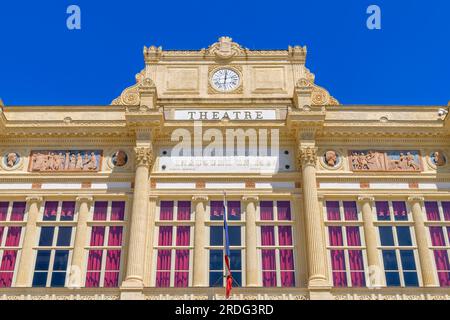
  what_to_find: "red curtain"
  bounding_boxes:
[261,226,275,246]
[277,201,291,220]
[93,201,108,221]
[425,201,440,221]
[260,201,273,220]
[85,250,103,287]
[279,249,295,287]
[43,201,58,221]
[160,201,174,220]
[278,226,292,246]
[326,201,340,220]
[328,226,343,246]
[442,202,450,221]
[158,226,173,246]
[175,226,190,246]
[10,202,25,221]
[261,249,276,287]
[348,250,365,287]
[331,249,347,287]
[174,250,189,287]
[104,250,121,287]
[0,202,8,221]
[110,201,125,221]
[156,250,171,287]
[177,201,191,220]
[108,226,123,246]
[343,201,358,221]
[90,226,105,246]
[60,201,75,221]
[346,226,361,246]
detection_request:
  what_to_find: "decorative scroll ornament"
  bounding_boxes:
[134,146,154,168]
[298,147,317,166]
[295,68,340,106]
[111,71,145,106]
[204,36,246,60]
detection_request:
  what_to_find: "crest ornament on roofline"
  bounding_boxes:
[204,36,247,60]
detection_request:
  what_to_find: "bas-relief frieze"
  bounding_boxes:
[349,150,422,172]
[29,150,103,172]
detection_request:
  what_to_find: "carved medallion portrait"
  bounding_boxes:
[322,150,341,169]
[429,151,447,167]
[2,152,21,170]
[112,151,128,167]
[29,150,102,172]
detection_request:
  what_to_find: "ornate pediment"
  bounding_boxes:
[111,71,152,106]
[295,68,339,106]
[204,36,247,60]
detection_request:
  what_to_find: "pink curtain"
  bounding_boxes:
[85,250,103,287]
[442,202,450,221]
[108,226,123,246]
[90,226,105,246]
[375,201,390,220]
[261,226,275,246]
[10,202,25,221]
[158,226,173,246]
[433,250,450,287]
[260,201,273,220]
[210,201,224,219]
[425,201,440,221]
[279,249,295,287]
[104,250,121,287]
[93,201,108,221]
[5,227,21,246]
[262,249,276,287]
[278,226,293,246]
[392,201,408,221]
[326,201,340,220]
[277,201,291,220]
[110,201,125,221]
[0,227,3,244]
[0,250,17,287]
[346,227,361,246]
[0,202,8,221]
[176,226,190,246]
[331,249,347,286]
[160,201,174,220]
[177,201,191,220]
[328,226,343,246]
[349,250,365,287]
[156,249,171,287]
[43,201,58,220]
[228,201,241,219]
[430,227,445,246]
[343,201,358,221]
[174,249,189,287]
[60,201,75,221]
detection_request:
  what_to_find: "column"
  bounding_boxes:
[192,196,208,287]
[299,146,329,289]
[408,196,437,287]
[357,196,382,288]
[68,196,93,288]
[123,146,153,289]
[243,196,259,287]
[15,196,43,287]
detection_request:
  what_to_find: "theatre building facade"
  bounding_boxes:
[1,37,450,300]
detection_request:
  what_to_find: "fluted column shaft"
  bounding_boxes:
[408,196,437,287]
[299,146,328,287]
[358,196,382,287]
[243,196,259,287]
[15,196,42,287]
[124,147,153,286]
[192,196,208,287]
[69,196,93,288]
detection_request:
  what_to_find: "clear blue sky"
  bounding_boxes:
[0,0,448,106]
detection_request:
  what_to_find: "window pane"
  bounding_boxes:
[260,201,273,220]
[110,201,125,221]
[108,226,123,246]
[228,226,241,246]
[375,201,390,221]
[90,226,105,246]
[56,227,72,246]
[329,226,343,246]
[50,272,66,287]
[53,250,69,270]
[425,201,440,221]
[160,201,174,220]
[343,201,358,221]
[0,202,8,221]
[442,202,450,221]
[156,250,171,271]
[209,271,223,287]
[382,250,398,271]
[379,226,394,246]
[277,201,291,220]
[35,250,51,271]
[261,226,275,246]
[400,250,416,271]
[210,226,223,246]
[278,226,293,246]
[385,271,401,286]
[396,227,412,246]
[43,201,58,221]
[209,250,223,270]
[261,249,276,271]
[60,201,75,221]
[232,272,242,287]
[403,272,419,287]
[210,201,224,220]
[32,272,48,287]
[158,226,173,246]
[326,201,340,220]
[392,201,408,221]
[39,227,55,246]
[229,250,241,270]
[429,227,445,246]
[93,201,108,221]
[5,227,22,246]
[346,227,361,246]
[227,201,241,221]
[177,201,191,220]
[10,202,26,221]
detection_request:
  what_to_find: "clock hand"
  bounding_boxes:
[223,70,228,86]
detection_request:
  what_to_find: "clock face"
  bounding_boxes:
[211,68,240,92]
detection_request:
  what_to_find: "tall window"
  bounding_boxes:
[32,201,76,287]
[259,201,295,287]
[424,201,450,286]
[0,201,26,287]
[375,201,419,287]
[325,201,366,287]
[154,201,192,287]
[208,200,243,287]
[85,201,126,287]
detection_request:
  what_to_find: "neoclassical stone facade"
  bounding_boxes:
[0,37,449,300]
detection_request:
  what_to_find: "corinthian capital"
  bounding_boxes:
[134,146,154,168]
[298,146,317,167]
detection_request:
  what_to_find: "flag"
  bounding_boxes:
[223,193,233,299]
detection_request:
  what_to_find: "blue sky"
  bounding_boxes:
[0,0,448,106]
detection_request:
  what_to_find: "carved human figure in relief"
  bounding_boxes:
[30,151,99,171]
[351,151,385,171]
[6,153,18,168]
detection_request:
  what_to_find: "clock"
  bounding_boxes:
[210,68,240,92]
